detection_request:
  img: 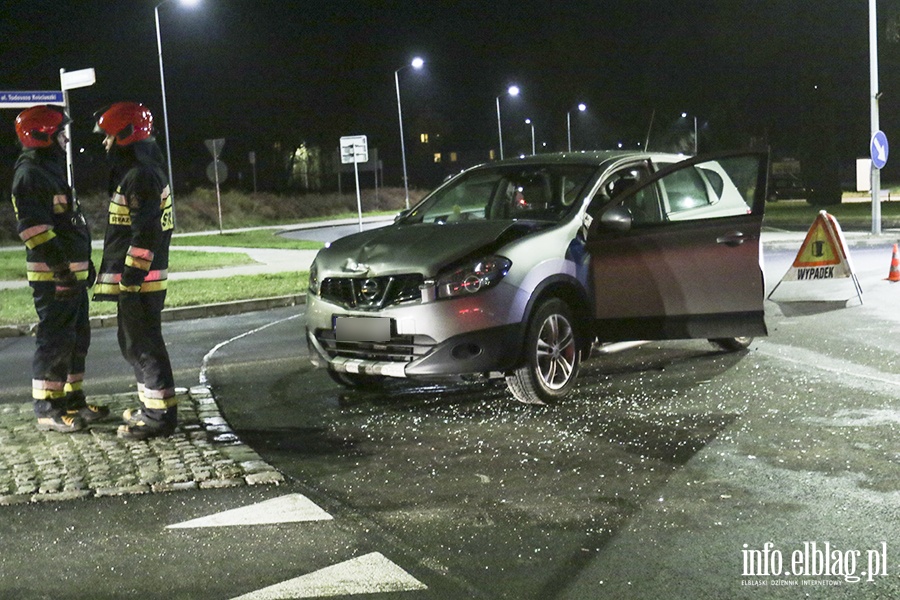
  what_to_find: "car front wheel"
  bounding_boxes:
[708,337,753,352]
[506,298,581,404]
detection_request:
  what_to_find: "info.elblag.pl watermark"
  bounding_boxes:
[741,542,890,586]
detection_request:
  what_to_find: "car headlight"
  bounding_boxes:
[308,262,320,296]
[435,255,511,299]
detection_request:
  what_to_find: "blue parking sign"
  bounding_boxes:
[871,130,889,169]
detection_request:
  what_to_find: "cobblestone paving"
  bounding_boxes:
[0,386,284,505]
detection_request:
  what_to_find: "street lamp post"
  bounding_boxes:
[495,85,519,160]
[525,119,535,155]
[566,103,586,152]
[681,112,698,154]
[395,56,424,210]
[155,0,200,201]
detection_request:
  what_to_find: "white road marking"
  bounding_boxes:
[229,552,428,599]
[199,313,302,386]
[166,494,333,529]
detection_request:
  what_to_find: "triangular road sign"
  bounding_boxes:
[229,552,428,599]
[166,494,332,529]
[782,210,852,279]
[768,210,862,303]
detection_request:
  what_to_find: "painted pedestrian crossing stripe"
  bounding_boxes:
[230,552,428,599]
[166,494,333,528]
[169,494,428,597]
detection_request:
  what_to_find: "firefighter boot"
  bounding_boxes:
[117,406,177,441]
[65,390,111,423]
[35,399,85,433]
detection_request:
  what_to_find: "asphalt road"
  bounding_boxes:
[0,245,898,598]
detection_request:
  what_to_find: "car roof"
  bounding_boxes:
[469,150,693,172]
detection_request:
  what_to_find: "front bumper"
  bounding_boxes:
[307,322,524,378]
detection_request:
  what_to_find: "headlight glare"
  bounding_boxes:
[308,262,320,296]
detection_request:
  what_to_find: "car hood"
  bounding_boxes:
[315,221,539,277]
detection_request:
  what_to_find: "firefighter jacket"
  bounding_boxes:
[93,139,174,301]
[10,147,92,290]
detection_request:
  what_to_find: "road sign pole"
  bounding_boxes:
[870,0,882,234]
[340,136,369,232]
[354,159,363,232]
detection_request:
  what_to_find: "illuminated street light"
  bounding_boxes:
[496,85,520,160]
[566,102,587,152]
[155,0,200,202]
[395,56,424,209]
[525,118,535,155]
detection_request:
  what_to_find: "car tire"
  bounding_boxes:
[327,369,386,390]
[708,337,753,352]
[506,298,581,404]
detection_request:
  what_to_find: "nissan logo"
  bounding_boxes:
[359,278,380,302]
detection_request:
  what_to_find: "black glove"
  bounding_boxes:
[120,265,146,290]
[87,260,97,288]
[53,267,79,301]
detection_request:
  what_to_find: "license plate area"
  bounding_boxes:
[334,316,393,342]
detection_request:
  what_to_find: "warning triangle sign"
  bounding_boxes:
[792,216,842,268]
[768,210,862,303]
[780,211,854,281]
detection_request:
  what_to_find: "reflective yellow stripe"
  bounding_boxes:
[32,379,65,400]
[140,391,178,410]
[125,255,152,270]
[24,230,56,249]
[53,194,69,214]
[27,271,56,282]
[119,283,142,293]
[94,282,119,296]
[140,280,167,292]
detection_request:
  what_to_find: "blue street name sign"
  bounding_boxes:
[0,90,66,108]
[871,130,889,170]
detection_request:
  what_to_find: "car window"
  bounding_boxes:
[650,159,754,222]
[406,165,596,224]
[588,164,664,226]
[662,166,711,213]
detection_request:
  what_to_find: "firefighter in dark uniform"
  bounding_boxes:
[10,105,109,432]
[92,102,177,440]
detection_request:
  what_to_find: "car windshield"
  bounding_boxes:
[403,164,597,225]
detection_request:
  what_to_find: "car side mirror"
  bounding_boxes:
[394,209,411,223]
[599,206,632,232]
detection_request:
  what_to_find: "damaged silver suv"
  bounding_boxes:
[306,151,768,404]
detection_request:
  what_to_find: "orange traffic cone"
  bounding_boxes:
[888,244,900,282]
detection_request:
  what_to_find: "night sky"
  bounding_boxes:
[2,0,899,192]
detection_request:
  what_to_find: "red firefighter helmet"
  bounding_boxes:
[15,105,71,148]
[93,102,154,146]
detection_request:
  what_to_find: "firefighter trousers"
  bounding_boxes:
[117,291,177,423]
[31,283,90,416]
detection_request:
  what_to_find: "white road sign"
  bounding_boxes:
[340,135,368,164]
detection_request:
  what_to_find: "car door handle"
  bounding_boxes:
[716,231,747,246]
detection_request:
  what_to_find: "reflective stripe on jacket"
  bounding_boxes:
[10,148,92,285]
[94,140,174,301]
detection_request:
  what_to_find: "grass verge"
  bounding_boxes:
[0,249,258,281]
[171,230,325,249]
[0,272,308,327]
[763,198,900,230]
